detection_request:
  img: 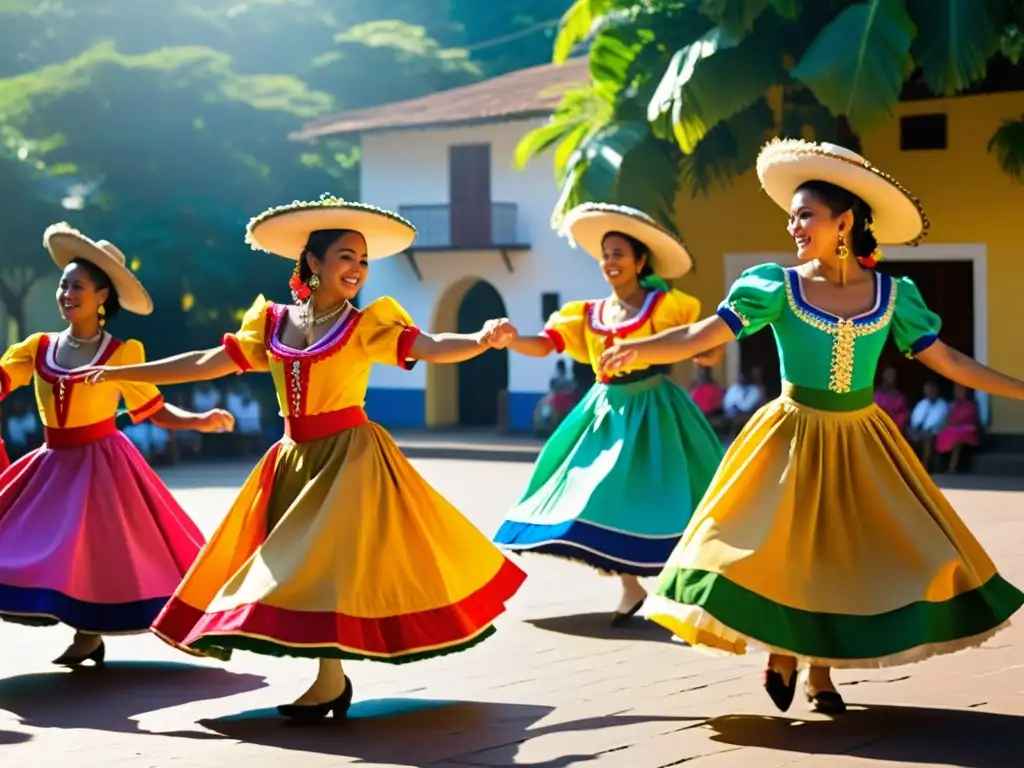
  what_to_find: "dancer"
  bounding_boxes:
[491,203,724,624]
[597,139,1024,714]
[0,224,233,665]
[81,196,526,722]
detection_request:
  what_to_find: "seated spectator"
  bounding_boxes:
[874,365,910,432]
[123,420,172,464]
[4,398,41,461]
[723,367,766,437]
[935,384,982,473]
[533,358,580,436]
[228,382,263,457]
[908,380,950,470]
[690,365,726,434]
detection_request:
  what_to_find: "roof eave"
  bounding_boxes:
[290,110,553,142]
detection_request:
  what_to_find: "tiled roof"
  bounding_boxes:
[292,58,589,140]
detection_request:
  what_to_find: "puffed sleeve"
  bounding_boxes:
[358,296,422,369]
[116,339,166,423]
[222,295,272,373]
[0,333,42,401]
[716,262,787,339]
[653,289,702,330]
[891,276,942,358]
[544,300,589,364]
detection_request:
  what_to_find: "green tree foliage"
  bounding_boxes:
[0,0,567,344]
[518,0,1024,229]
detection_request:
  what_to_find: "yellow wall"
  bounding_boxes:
[669,91,1024,433]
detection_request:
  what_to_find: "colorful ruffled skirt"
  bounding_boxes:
[152,407,526,662]
[647,384,1024,669]
[493,373,724,576]
[0,419,205,633]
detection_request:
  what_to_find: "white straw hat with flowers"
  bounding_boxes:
[245,194,416,261]
[756,138,930,245]
[43,223,153,315]
[558,203,693,279]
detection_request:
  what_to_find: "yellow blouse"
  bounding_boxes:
[0,333,164,429]
[544,289,701,381]
[222,295,421,418]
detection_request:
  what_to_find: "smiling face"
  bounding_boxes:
[787,189,853,263]
[307,230,368,301]
[56,261,109,325]
[600,233,647,290]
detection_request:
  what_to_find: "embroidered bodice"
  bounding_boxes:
[222,295,420,417]
[0,333,164,428]
[716,263,941,393]
[544,289,702,381]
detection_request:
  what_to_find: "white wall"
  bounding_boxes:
[359,118,609,395]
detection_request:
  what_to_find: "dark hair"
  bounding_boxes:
[796,180,878,260]
[68,257,121,323]
[602,230,656,283]
[299,229,359,283]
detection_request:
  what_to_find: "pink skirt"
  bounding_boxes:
[0,422,204,633]
[936,424,980,454]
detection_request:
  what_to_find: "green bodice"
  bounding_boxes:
[717,263,942,401]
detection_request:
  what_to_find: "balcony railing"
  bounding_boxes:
[398,203,529,250]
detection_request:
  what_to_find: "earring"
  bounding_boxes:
[308,275,321,291]
[836,232,849,260]
[98,305,106,327]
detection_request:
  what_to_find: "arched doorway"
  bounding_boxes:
[456,280,509,427]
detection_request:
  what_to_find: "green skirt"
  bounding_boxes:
[494,374,724,576]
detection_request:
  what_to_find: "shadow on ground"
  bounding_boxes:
[526,612,678,644]
[0,730,32,745]
[191,698,700,766]
[707,703,1024,766]
[0,661,266,733]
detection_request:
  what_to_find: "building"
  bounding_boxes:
[295,59,604,432]
[297,62,1024,440]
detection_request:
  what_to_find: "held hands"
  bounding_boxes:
[598,343,639,376]
[196,408,235,434]
[479,318,518,349]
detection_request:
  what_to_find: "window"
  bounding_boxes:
[541,292,560,322]
[900,114,947,151]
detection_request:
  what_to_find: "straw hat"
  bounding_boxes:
[559,203,693,279]
[43,223,153,315]
[245,194,416,261]
[756,138,930,244]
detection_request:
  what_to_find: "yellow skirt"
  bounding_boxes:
[152,418,526,662]
[648,389,1023,669]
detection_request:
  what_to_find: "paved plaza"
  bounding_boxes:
[1,457,1022,767]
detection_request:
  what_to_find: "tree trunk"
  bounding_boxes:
[0,266,37,346]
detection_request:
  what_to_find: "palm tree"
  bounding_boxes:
[517,0,1024,230]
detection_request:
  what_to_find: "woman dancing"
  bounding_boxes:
[492,203,724,624]
[598,140,1024,714]
[0,224,232,665]
[82,196,526,721]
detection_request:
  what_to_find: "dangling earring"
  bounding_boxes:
[98,305,106,327]
[836,231,849,286]
[308,274,321,291]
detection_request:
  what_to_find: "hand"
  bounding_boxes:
[195,409,235,434]
[598,344,639,376]
[479,318,518,349]
[76,366,118,385]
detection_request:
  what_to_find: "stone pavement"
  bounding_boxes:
[1,459,1022,767]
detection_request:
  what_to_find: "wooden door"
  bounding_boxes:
[449,144,492,248]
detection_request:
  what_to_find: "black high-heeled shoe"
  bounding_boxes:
[610,596,646,627]
[277,675,354,723]
[762,667,798,712]
[806,688,847,714]
[53,639,106,668]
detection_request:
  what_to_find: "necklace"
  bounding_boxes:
[301,300,349,344]
[606,294,643,324]
[311,301,348,327]
[64,329,103,348]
